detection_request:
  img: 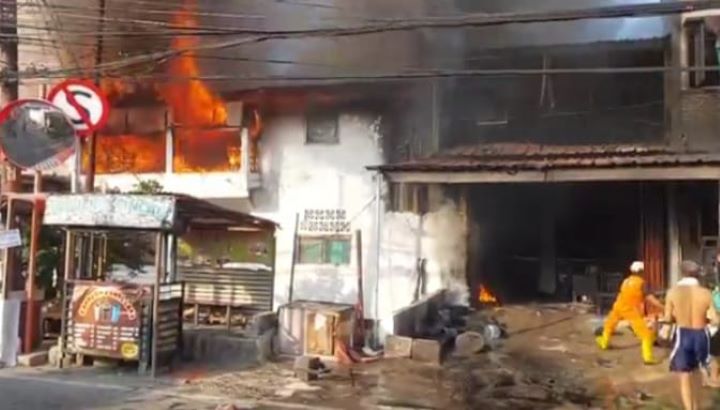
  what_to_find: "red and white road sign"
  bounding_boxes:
[48,79,110,136]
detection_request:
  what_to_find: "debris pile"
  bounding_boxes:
[388,290,507,364]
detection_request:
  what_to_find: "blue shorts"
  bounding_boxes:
[669,327,711,372]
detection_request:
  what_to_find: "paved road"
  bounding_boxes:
[0,368,219,410]
[0,367,331,410]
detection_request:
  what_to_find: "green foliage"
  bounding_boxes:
[131,179,163,194]
[20,225,62,298]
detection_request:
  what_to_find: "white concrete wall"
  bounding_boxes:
[377,212,421,336]
[96,171,251,198]
[251,113,383,312]
[251,114,470,338]
[377,203,468,337]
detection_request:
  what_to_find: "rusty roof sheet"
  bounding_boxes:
[370,144,720,173]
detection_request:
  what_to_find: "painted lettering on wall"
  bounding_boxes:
[299,209,350,234]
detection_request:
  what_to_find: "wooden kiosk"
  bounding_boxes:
[43,193,275,376]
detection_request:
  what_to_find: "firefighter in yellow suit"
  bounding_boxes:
[596,261,665,364]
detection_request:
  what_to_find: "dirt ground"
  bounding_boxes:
[179,304,720,409]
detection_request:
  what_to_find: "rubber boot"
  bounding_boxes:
[641,338,656,365]
[596,333,610,350]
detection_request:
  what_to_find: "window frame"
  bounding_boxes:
[684,17,720,89]
[296,235,352,266]
[305,111,340,145]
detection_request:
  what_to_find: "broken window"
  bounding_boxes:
[306,111,339,144]
[88,132,166,174]
[90,107,167,174]
[297,236,351,265]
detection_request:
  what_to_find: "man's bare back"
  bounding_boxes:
[665,262,720,410]
[666,284,717,329]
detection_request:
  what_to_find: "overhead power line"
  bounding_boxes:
[14,0,401,28]
[5,64,720,83]
[15,0,720,38]
[16,2,267,22]
[42,0,720,78]
[5,0,720,43]
[8,0,720,83]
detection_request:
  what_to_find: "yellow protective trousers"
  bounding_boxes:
[602,306,653,341]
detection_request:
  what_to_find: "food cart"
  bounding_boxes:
[43,193,276,376]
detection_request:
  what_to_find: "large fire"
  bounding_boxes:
[90,0,252,175]
[158,3,227,127]
[478,284,498,304]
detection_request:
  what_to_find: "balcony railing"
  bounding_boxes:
[93,126,261,198]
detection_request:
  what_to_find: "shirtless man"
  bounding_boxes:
[665,261,720,410]
[707,251,720,386]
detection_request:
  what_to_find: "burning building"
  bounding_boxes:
[370,5,720,323]
[85,1,262,197]
[17,0,720,338]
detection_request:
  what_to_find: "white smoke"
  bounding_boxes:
[422,201,469,306]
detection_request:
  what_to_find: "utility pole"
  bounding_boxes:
[0,0,21,362]
[85,0,106,193]
[1,0,18,105]
[1,0,20,296]
[0,0,20,196]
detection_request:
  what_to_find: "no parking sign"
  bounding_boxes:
[48,79,110,136]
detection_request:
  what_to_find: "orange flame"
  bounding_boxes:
[249,109,263,141]
[159,0,237,173]
[94,133,166,173]
[90,0,258,175]
[157,1,227,127]
[100,78,130,102]
[478,285,498,304]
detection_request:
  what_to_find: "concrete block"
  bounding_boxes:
[411,338,443,365]
[385,335,412,358]
[248,311,277,337]
[256,329,275,362]
[18,351,48,367]
[181,332,197,361]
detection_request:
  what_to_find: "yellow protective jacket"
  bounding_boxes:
[612,274,646,313]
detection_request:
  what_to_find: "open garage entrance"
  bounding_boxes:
[374,147,720,310]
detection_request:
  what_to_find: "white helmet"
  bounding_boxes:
[630,261,644,273]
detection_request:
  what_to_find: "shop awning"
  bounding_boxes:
[43,193,277,232]
[368,144,720,183]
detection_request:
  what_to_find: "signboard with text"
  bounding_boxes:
[44,194,176,229]
[0,229,22,250]
[71,283,149,360]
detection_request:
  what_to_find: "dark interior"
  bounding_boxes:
[467,182,646,304]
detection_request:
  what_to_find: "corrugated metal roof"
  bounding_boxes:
[370,144,720,173]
